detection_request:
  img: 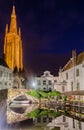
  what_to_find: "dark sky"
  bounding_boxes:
[0,0,84,76]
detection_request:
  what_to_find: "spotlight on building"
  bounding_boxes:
[27,76,37,90]
[32,81,36,87]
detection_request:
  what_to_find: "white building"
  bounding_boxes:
[33,50,84,95]
[0,58,13,90]
[34,71,58,91]
[58,50,84,94]
[47,115,84,130]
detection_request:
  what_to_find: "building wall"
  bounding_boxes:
[0,65,13,90]
[51,115,84,130]
[34,71,58,91]
[58,62,84,93]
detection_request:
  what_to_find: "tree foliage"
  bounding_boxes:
[27,90,61,99]
[27,108,61,118]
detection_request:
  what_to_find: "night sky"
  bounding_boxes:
[0,0,84,76]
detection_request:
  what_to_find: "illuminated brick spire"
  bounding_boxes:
[4,6,23,72]
[10,6,17,33]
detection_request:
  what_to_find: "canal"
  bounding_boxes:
[3,102,84,130]
[0,89,84,130]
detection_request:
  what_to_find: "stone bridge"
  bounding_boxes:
[7,88,39,104]
[7,88,39,123]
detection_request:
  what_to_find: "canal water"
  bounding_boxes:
[3,102,84,130]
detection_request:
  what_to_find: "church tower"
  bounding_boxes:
[4,6,23,72]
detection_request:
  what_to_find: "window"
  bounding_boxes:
[37,117,41,123]
[45,73,49,77]
[0,71,2,77]
[48,80,52,85]
[9,73,12,80]
[9,83,11,86]
[43,87,46,91]
[77,83,80,90]
[54,80,57,83]
[4,72,8,77]
[43,117,47,122]
[71,82,73,91]
[0,82,2,86]
[62,86,65,92]
[38,80,41,85]
[43,80,46,85]
[66,73,68,80]
[49,117,52,122]
[5,82,7,85]
[63,116,66,122]
[82,62,84,67]
[76,69,79,76]
[78,121,82,130]
[73,119,75,128]
[49,88,52,91]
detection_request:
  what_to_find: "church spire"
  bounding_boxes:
[19,27,21,37]
[4,5,23,71]
[9,5,17,33]
[5,24,8,34]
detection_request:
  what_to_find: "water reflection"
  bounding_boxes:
[7,103,39,123]
[46,115,83,130]
[6,102,84,130]
[0,89,8,129]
